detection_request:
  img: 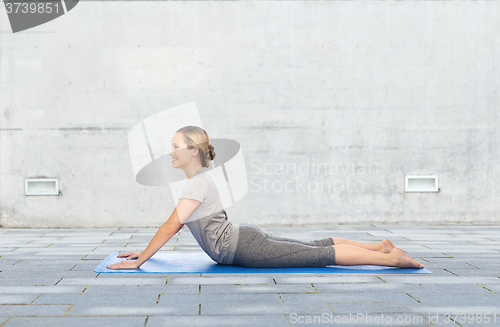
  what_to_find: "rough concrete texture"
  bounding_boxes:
[0,1,499,227]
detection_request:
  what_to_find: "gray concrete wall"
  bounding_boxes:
[1,1,499,228]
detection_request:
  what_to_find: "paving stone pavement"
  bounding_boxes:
[0,225,499,327]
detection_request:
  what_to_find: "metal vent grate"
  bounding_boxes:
[25,178,59,196]
[405,175,439,192]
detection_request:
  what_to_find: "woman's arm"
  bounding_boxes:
[106,198,200,270]
[134,220,181,268]
[175,223,185,235]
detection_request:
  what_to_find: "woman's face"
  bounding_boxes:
[169,132,198,168]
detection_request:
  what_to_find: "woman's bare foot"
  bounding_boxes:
[379,239,396,253]
[391,248,425,268]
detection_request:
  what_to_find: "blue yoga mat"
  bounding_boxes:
[94,251,432,274]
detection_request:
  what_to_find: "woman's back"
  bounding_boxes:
[179,166,240,265]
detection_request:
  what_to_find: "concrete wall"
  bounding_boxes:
[1,1,499,227]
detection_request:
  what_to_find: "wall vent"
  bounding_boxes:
[25,178,59,196]
[405,175,438,192]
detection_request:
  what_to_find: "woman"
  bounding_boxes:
[107,125,424,270]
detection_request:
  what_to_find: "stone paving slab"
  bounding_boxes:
[0,249,26,254]
[1,239,54,244]
[446,253,500,259]
[373,275,500,284]
[2,260,79,270]
[31,293,162,306]
[479,282,500,293]
[0,304,71,316]
[0,225,499,327]
[0,259,24,266]
[0,285,86,294]
[0,271,100,279]
[438,268,499,277]
[56,277,170,286]
[404,268,453,277]
[279,292,418,307]
[0,254,88,260]
[0,277,64,286]
[94,272,190,279]
[82,284,200,295]
[407,306,500,317]
[273,275,383,284]
[3,317,147,327]
[200,284,318,294]
[156,293,283,306]
[326,302,418,315]
[403,291,499,307]
[0,295,38,305]
[64,304,198,316]
[164,276,274,285]
[201,301,333,315]
[312,283,492,294]
[80,254,115,260]
[147,315,288,327]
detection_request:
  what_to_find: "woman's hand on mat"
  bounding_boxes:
[106,260,140,270]
[116,251,143,260]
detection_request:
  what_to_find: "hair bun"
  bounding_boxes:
[208,144,216,160]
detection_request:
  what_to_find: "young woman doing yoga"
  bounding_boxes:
[107,126,424,270]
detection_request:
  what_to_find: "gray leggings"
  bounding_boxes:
[232,223,336,268]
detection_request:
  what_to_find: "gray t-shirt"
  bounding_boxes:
[179,166,240,265]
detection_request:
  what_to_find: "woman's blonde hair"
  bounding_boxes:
[176,125,216,168]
